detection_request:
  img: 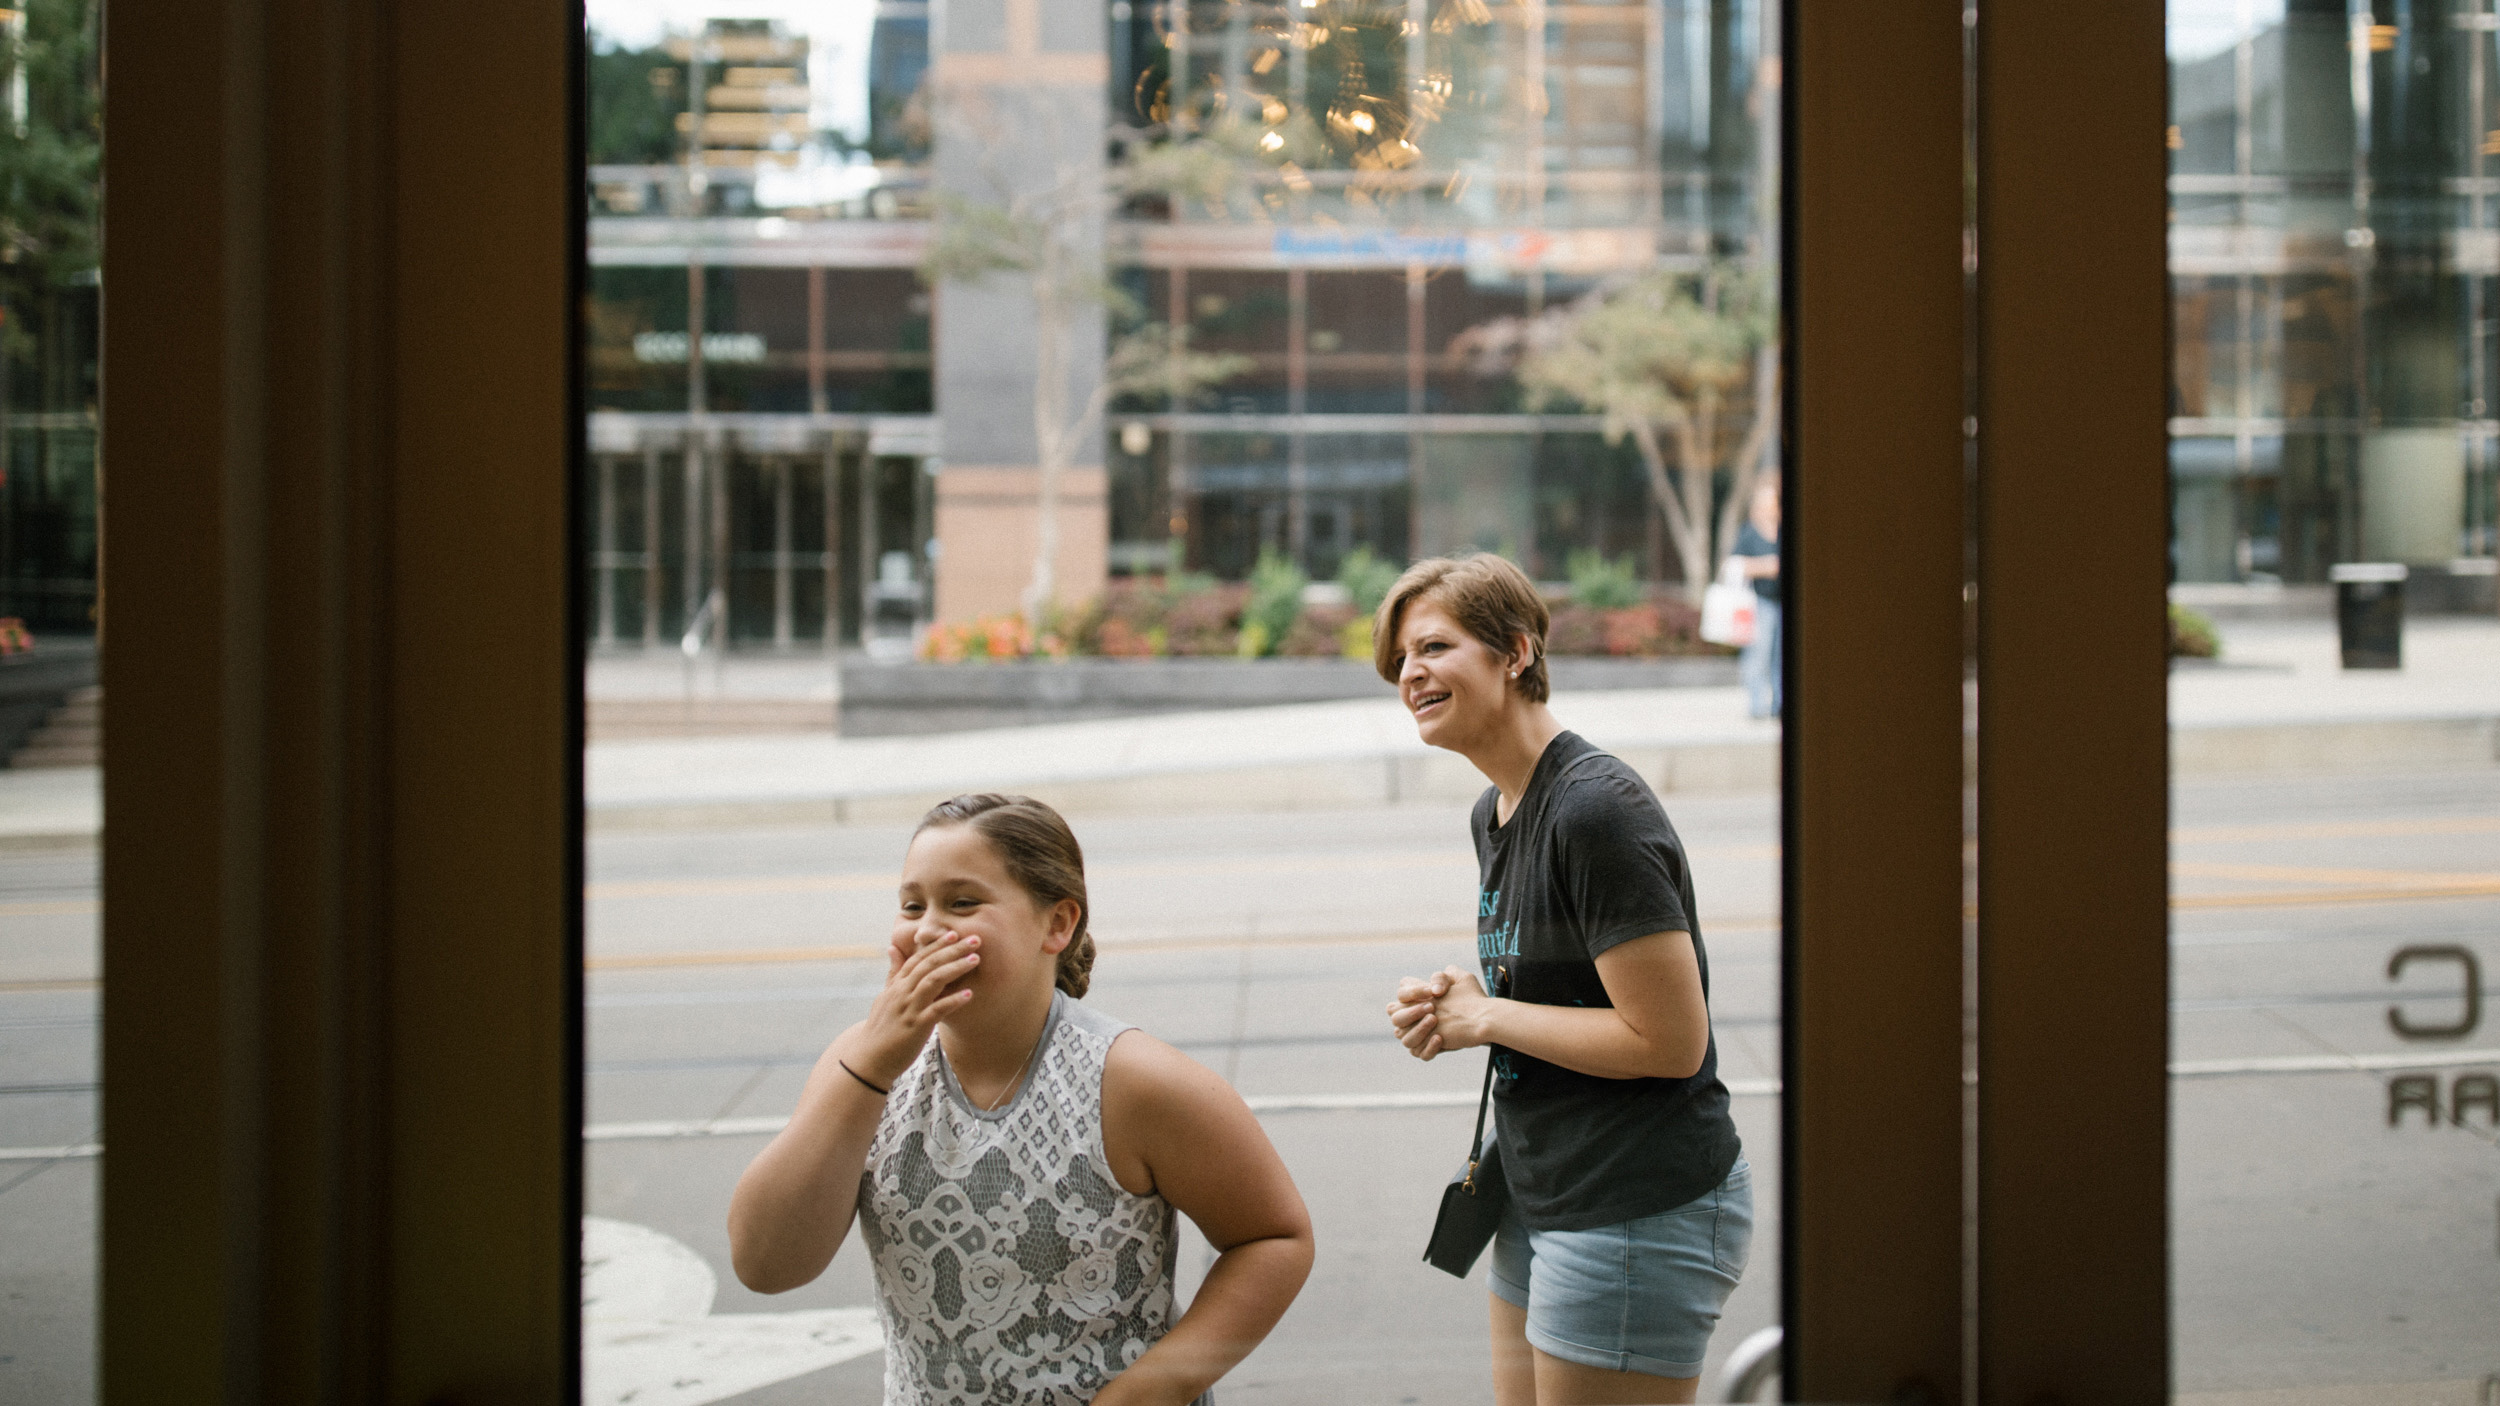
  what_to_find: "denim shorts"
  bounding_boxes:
[1487,1160,1753,1380]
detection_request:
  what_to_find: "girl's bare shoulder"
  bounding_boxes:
[1102,1027,1244,1119]
[1098,1028,1268,1198]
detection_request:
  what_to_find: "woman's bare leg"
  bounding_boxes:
[1530,1348,1698,1405]
[1489,1294,1538,1406]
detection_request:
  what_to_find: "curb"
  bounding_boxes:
[586,714,2497,832]
[6,714,2490,846]
[2170,714,2498,775]
[586,738,1780,833]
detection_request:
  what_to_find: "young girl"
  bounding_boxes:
[729,793,1313,1405]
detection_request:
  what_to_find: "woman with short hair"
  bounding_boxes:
[1378,554,1749,1406]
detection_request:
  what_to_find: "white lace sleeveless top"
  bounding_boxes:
[857,992,1207,1406]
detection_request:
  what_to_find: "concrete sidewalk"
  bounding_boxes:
[4,617,2491,843]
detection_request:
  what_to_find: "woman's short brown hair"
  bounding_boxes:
[916,793,1095,998]
[1370,553,1551,704]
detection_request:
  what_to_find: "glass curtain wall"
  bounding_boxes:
[586,1,1778,654]
[1112,0,1775,591]
[2169,0,2500,588]
[2168,1,2500,1395]
[587,17,936,654]
[0,0,102,1397]
[578,1,1783,1402]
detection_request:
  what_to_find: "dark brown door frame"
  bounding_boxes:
[1784,1,1971,1396]
[1973,4,2171,1397]
[102,1,584,1397]
[100,0,2167,1397]
[1787,2,2168,1400]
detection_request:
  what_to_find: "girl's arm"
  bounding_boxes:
[727,930,982,1293]
[1387,931,1711,1080]
[1095,1032,1314,1406]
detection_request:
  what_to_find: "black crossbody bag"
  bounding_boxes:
[1422,1052,1507,1277]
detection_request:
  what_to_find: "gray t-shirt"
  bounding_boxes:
[1470,731,1742,1232]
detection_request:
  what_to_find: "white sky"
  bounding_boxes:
[586,0,2289,135]
[590,0,881,140]
[2167,0,2288,64]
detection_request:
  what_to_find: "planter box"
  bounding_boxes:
[835,652,1737,736]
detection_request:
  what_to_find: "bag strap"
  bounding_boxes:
[1461,1053,1496,1192]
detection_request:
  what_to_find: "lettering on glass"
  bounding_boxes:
[2455,1074,2500,1129]
[2386,944,2482,1041]
[2389,1074,2443,1128]
[2385,1072,2500,1129]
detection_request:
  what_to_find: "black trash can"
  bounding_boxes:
[2330,562,2407,669]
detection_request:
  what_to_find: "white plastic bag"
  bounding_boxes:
[1699,556,1757,647]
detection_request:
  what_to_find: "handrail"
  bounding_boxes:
[1715,1326,1781,1403]
[680,591,720,660]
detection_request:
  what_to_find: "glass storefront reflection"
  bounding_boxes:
[587,0,1777,648]
[2168,2,2500,1394]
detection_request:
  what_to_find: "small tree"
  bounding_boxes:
[0,0,98,366]
[923,137,1250,625]
[1458,263,1776,602]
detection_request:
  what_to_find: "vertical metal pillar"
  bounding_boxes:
[773,456,794,649]
[642,440,663,648]
[1973,3,2171,1397]
[822,437,844,650]
[684,259,709,647]
[1286,265,1307,562]
[596,456,618,646]
[807,265,828,416]
[857,450,878,628]
[1169,264,1191,565]
[682,436,705,644]
[1784,0,1968,1397]
[1405,263,1426,415]
[710,438,732,652]
[1524,0,1548,312]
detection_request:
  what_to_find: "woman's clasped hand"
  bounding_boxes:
[1386,966,1495,1062]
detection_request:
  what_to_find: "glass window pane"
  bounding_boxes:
[0,0,101,1396]
[585,0,1781,1397]
[2168,0,2500,1394]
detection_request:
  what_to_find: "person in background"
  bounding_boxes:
[1732,476,1782,720]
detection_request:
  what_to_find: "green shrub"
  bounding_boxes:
[1334,547,1403,617]
[1243,550,1307,656]
[1566,549,1646,610]
[2168,602,2220,659]
[1280,602,1356,656]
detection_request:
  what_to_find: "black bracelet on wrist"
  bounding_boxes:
[838,1060,891,1097]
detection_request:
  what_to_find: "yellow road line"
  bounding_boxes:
[2170,880,2500,910]
[7,876,2495,990]
[2171,860,2500,888]
[585,843,1783,903]
[0,900,99,918]
[2171,815,2500,845]
[587,922,1784,972]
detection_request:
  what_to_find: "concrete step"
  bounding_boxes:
[589,697,835,740]
[11,685,101,768]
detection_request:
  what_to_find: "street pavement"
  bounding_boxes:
[0,614,2495,1402]
[5,766,2499,1401]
